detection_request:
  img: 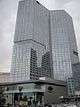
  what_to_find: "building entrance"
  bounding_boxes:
[5,92,44,107]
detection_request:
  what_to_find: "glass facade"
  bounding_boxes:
[10,0,52,82]
[3,83,45,106]
[11,43,31,81]
[67,78,75,96]
[72,63,80,91]
[50,10,79,81]
[10,0,79,82]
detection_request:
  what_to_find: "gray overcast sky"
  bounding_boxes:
[0,0,80,72]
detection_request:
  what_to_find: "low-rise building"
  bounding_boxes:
[0,72,10,83]
[0,79,67,106]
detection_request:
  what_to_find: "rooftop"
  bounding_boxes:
[0,79,66,87]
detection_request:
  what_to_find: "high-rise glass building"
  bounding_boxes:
[10,0,79,82]
[50,10,79,80]
[11,0,53,82]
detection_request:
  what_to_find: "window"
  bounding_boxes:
[73,51,78,56]
[36,1,40,5]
